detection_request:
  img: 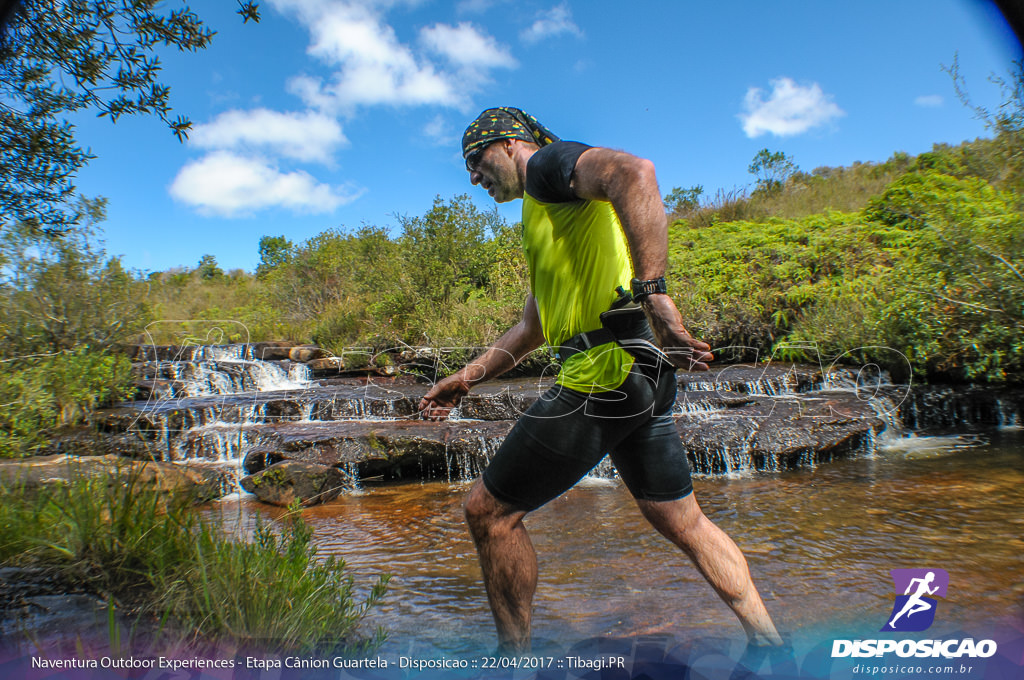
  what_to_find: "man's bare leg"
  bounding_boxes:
[636,493,783,645]
[464,479,537,654]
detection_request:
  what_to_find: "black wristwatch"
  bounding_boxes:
[630,276,667,302]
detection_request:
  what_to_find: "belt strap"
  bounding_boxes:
[557,328,673,369]
[556,327,616,362]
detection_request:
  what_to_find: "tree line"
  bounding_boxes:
[1,0,1022,460]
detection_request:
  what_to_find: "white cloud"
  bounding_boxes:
[420,22,516,71]
[188,109,347,163]
[739,77,845,138]
[914,94,944,108]
[169,152,362,217]
[270,0,513,112]
[521,3,583,44]
[422,114,459,147]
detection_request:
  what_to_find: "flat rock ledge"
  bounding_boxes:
[238,419,512,485]
[680,394,884,473]
[222,389,885,505]
[0,454,232,503]
[73,362,911,506]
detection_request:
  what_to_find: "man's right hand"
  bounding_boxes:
[418,374,472,421]
[641,294,714,371]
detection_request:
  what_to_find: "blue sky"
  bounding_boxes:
[69,0,1020,273]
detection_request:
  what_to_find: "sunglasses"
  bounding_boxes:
[465,145,488,172]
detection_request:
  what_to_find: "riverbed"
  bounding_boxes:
[208,426,1024,657]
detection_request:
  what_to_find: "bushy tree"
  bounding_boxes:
[257,234,294,276]
[0,223,150,357]
[195,254,223,281]
[748,148,797,194]
[663,185,703,218]
[398,195,502,306]
[0,0,258,237]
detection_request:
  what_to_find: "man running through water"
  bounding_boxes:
[418,107,782,654]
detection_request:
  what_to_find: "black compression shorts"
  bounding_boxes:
[482,366,693,512]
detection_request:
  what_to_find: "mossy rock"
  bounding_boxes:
[240,460,350,507]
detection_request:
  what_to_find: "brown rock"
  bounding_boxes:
[242,448,286,474]
[250,342,296,361]
[307,357,346,376]
[288,345,327,362]
[240,460,349,507]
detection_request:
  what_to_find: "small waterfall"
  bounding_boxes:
[998,399,1021,430]
[474,435,503,467]
[105,350,1024,499]
[127,344,314,463]
[898,385,1024,431]
[867,393,905,444]
[254,360,309,391]
[725,428,760,474]
[438,435,506,483]
[338,462,362,492]
[182,424,261,463]
[744,379,779,397]
[861,426,878,459]
[290,362,312,384]
[191,344,246,362]
[673,396,728,417]
[819,369,860,392]
[684,377,788,396]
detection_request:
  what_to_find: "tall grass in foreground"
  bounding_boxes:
[0,470,389,653]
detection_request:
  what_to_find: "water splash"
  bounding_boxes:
[998,399,1021,431]
[878,433,986,458]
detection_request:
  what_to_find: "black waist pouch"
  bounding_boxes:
[598,305,672,378]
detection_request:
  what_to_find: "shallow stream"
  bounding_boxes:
[208,427,1024,657]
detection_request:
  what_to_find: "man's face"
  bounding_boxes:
[466,141,522,203]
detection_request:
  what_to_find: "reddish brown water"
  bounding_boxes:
[210,429,1024,657]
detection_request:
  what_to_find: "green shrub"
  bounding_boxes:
[669,211,890,357]
[673,167,1023,382]
[142,270,285,344]
[868,172,1024,380]
[170,507,388,652]
[0,349,133,458]
[0,473,389,652]
[0,232,150,356]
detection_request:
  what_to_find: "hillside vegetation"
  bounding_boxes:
[136,131,1021,385]
[2,67,1022,458]
[668,155,1022,382]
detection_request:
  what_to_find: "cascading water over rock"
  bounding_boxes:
[89,342,1023,503]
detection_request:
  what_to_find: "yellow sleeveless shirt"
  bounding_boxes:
[521,194,635,392]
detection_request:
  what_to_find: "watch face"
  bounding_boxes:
[632,277,666,296]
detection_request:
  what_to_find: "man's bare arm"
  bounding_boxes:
[571,147,713,371]
[418,295,545,420]
[572,148,668,280]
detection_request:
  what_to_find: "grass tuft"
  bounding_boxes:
[0,469,389,653]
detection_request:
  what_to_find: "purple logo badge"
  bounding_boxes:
[882,568,950,632]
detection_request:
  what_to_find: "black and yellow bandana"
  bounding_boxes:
[461,107,559,159]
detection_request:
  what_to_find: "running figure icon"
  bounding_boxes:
[888,572,939,628]
[883,568,949,632]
